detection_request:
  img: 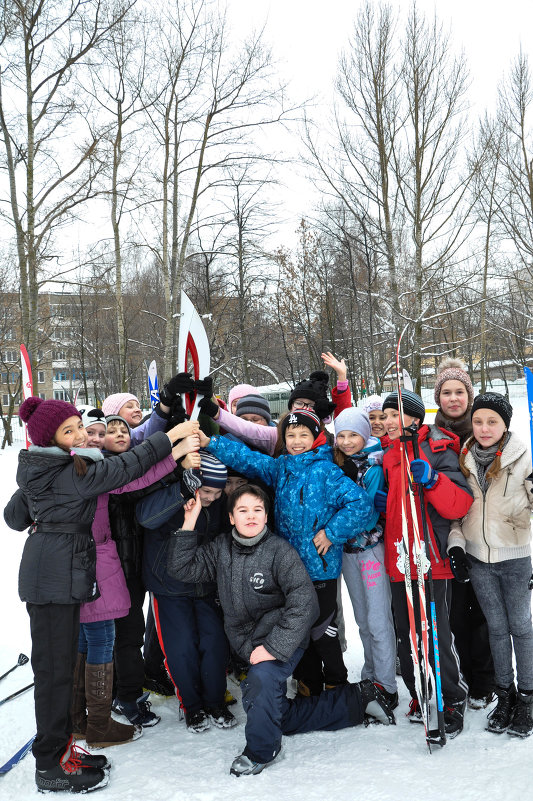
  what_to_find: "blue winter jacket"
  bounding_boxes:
[206,435,373,581]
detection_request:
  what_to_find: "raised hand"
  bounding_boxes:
[321,351,347,382]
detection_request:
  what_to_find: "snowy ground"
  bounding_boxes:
[1,408,532,801]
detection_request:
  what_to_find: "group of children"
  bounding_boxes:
[3,354,533,791]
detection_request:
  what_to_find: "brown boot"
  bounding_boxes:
[85,662,142,748]
[71,652,87,739]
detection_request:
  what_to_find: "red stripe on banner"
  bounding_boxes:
[185,332,200,417]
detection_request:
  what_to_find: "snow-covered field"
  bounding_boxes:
[1,407,532,801]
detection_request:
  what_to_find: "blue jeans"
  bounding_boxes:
[241,648,363,764]
[468,555,533,691]
[78,620,115,664]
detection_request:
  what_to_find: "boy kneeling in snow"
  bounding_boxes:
[168,484,395,777]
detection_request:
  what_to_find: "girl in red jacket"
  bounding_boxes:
[378,389,473,738]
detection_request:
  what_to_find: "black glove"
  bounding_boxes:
[194,376,213,397]
[198,396,220,419]
[314,397,336,420]
[165,394,188,428]
[159,372,195,406]
[448,547,471,583]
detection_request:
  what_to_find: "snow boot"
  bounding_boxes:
[468,690,494,710]
[406,698,423,724]
[206,704,238,729]
[507,689,533,738]
[71,653,87,740]
[185,709,210,732]
[112,691,161,727]
[85,662,142,748]
[35,737,109,793]
[358,679,395,725]
[443,699,466,738]
[230,752,277,777]
[373,683,399,710]
[487,684,517,734]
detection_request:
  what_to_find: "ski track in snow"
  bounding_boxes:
[1,405,532,800]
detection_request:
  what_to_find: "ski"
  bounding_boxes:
[0,735,35,776]
[147,359,160,410]
[395,327,445,750]
[0,653,29,682]
[0,682,34,707]
[20,344,33,448]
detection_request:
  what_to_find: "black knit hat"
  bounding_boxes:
[471,392,512,430]
[281,409,321,440]
[288,371,336,420]
[382,389,426,423]
[236,394,271,424]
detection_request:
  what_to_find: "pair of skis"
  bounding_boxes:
[395,327,446,751]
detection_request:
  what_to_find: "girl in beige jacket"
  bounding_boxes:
[447,393,533,738]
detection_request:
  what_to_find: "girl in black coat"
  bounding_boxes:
[3,397,192,794]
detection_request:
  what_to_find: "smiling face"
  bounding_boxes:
[85,423,106,450]
[104,420,131,453]
[229,492,268,538]
[383,408,418,440]
[289,397,315,412]
[439,379,469,419]
[368,409,386,437]
[284,424,315,455]
[336,430,365,456]
[118,399,143,427]
[471,408,506,449]
[52,415,88,450]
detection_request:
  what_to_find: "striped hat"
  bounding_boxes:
[382,389,426,423]
[281,409,321,439]
[199,449,227,488]
[236,394,271,424]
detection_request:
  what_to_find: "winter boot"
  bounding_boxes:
[406,698,423,724]
[374,683,399,710]
[35,737,109,793]
[71,652,87,740]
[358,679,395,725]
[487,684,517,734]
[206,704,238,729]
[230,752,277,777]
[443,699,466,738]
[507,689,533,738]
[185,708,210,733]
[112,691,161,727]
[85,662,142,748]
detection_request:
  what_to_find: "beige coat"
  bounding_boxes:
[448,432,533,563]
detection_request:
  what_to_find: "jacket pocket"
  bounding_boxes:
[71,535,99,602]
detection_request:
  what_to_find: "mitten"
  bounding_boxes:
[166,395,187,428]
[159,372,195,405]
[194,376,213,397]
[198,396,220,419]
[374,490,388,514]
[448,547,471,583]
[410,458,439,489]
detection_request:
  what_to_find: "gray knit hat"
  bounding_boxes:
[334,408,371,444]
[236,394,271,424]
[382,389,426,423]
[104,414,131,435]
[199,449,227,488]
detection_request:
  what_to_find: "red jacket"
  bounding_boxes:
[332,383,353,417]
[382,424,473,582]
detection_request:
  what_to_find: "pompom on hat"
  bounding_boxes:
[101,393,139,417]
[433,358,474,407]
[20,397,81,447]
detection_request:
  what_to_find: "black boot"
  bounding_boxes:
[443,699,466,738]
[486,684,517,734]
[35,737,109,793]
[357,679,396,725]
[507,689,533,738]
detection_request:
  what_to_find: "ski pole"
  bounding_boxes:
[0,653,29,682]
[0,682,34,707]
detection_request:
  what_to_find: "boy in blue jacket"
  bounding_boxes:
[197,409,373,697]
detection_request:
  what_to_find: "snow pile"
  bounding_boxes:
[0,416,532,800]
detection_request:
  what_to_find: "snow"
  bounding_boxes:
[1,409,532,800]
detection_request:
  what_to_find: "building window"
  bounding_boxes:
[2,394,7,406]
[39,393,46,400]
[1,351,17,363]
[54,390,66,400]
[38,371,45,383]
[54,371,67,381]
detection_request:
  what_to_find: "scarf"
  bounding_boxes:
[434,409,472,447]
[470,433,511,495]
[231,525,268,547]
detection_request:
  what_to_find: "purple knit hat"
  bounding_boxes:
[102,392,139,417]
[20,397,81,447]
[433,358,474,407]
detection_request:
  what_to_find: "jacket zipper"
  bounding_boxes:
[503,468,511,496]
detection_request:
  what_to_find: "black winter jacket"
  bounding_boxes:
[3,432,172,605]
[167,527,318,663]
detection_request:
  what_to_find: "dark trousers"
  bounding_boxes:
[294,578,348,693]
[390,578,467,703]
[242,648,363,764]
[449,578,494,696]
[143,603,167,679]
[27,602,80,770]
[152,593,228,713]
[113,574,146,702]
